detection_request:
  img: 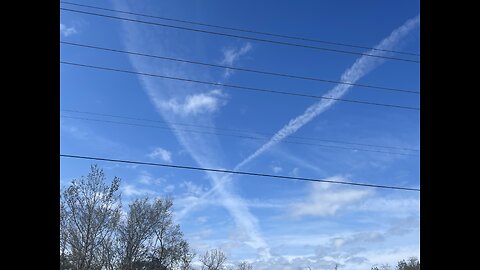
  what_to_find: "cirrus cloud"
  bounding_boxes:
[290,177,372,217]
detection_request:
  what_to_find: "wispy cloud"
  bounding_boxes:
[181,181,206,196]
[159,89,227,116]
[163,184,175,193]
[60,121,88,140]
[252,221,419,270]
[118,0,418,261]
[60,121,123,154]
[221,42,252,78]
[348,196,420,217]
[196,216,208,224]
[289,167,300,177]
[136,170,167,186]
[116,2,270,257]
[60,23,77,37]
[290,178,372,217]
[170,15,420,246]
[331,231,385,248]
[122,183,157,197]
[147,147,173,162]
[271,166,283,174]
[234,15,420,170]
[271,147,328,176]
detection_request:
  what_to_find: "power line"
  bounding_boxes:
[60,7,419,64]
[60,154,420,192]
[61,41,419,95]
[60,1,419,57]
[61,115,418,156]
[60,61,420,111]
[61,109,419,152]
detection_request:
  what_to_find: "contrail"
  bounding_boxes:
[235,15,420,170]
[177,15,420,218]
[115,0,272,258]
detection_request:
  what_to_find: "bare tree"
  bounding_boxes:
[380,264,392,270]
[396,257,420,270]
[149,197,189,269]
[60,196,71,269]
[117,198,157,270]
[116,196,192,270]
[236,261,253,270]
[61,165,121,270]
[200,249,227,270]
[60,165,194,270]
[179,241,196,270]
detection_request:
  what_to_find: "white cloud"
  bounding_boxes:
[181,181,206,196]
[331,232,385,249]
[60,122,88,140]
[148,147,172,162]
[174,181,215,217]
[196,216,208,224]
[160,89,227,116]
[251,239,418,270]
[272,166,283,173]
[122,183,157,197]
[349,197,420,217]
[290,167,300,177]
[290,177,372,217]
[136,170,166,185]
[60,23,77,37]
[163,184,175,193]
[221,43,252,78]
[60,121,122,152]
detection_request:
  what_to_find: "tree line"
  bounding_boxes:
[60,165,418,270]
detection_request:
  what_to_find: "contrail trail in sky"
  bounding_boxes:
[235,15,420,170]
[177,15,420,218]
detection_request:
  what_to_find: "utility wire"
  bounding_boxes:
[60,1,419,57]
[61,115,418,156]
[61,109,419,152]
[60,7,419,63]
[61,41,419,95]
[60,154,421,192]
[60,61,420,111]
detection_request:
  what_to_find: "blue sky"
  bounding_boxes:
[60,1,420,269]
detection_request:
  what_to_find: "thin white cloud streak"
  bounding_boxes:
[221,43,252,66]
[221,43,252,78]
[114,1,270,258]
[235,15,420,170]
[138,68,272,259]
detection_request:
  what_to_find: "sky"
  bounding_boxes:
[60,1,420,269]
